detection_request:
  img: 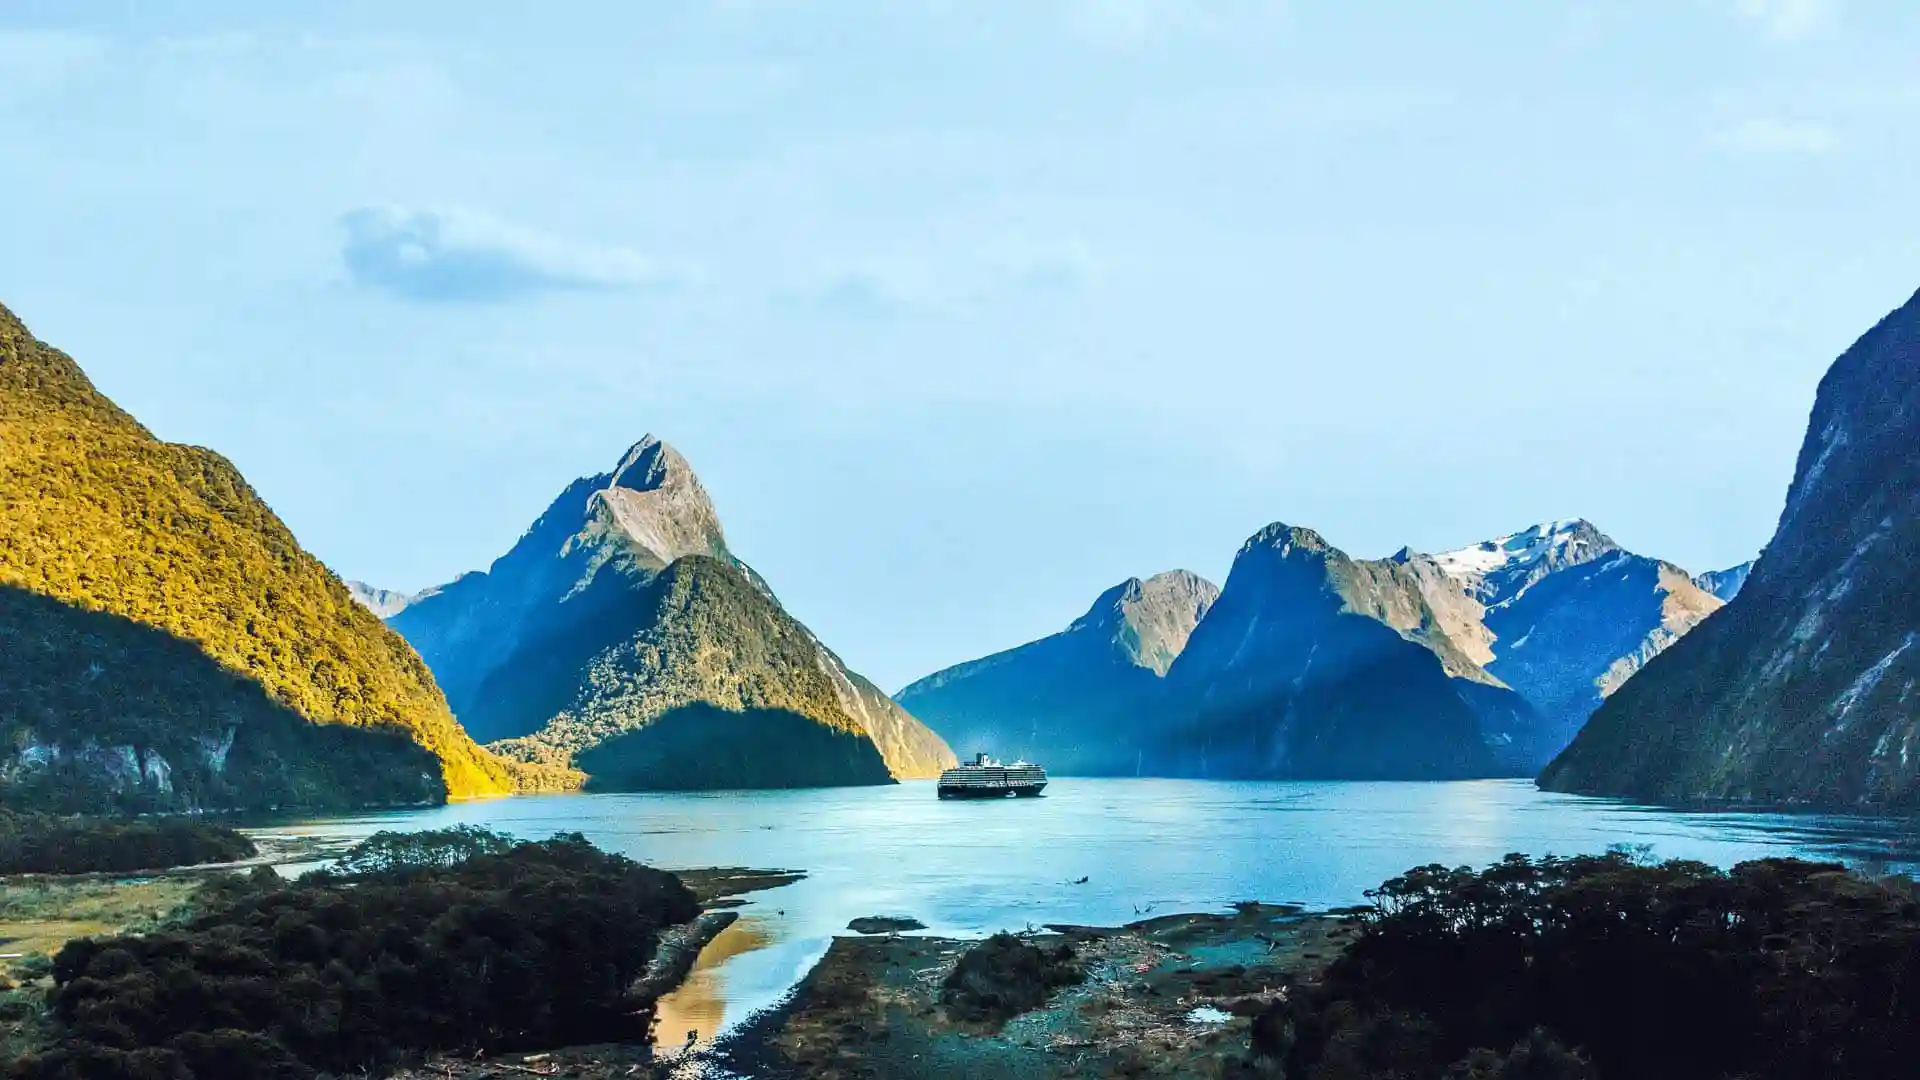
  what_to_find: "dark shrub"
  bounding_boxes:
[0,813,255,876]
[8,833,698,1080]
[1274,853,1920,1080]
[940,932,1083,1025]
[1444,1030,1598,1080]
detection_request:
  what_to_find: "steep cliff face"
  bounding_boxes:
[0,300,519,811]
[391,438,954,787]
[1155,525,1502,780]
[1543,287,1920,808]
[896,570,1218,774]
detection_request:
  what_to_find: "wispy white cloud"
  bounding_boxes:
[340,207,677,303]
[1713,117,1838,154]
[1733,0,1839,41]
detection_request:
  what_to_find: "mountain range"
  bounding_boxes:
[901,517,1735,778]
[386,436,956,789]
[0,301,545,812]
[1542,286,1920,809]
[11,276,1904,809]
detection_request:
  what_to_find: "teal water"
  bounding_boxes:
[253,778,1920,1045]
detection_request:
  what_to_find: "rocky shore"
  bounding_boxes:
[706,901,1357,1080]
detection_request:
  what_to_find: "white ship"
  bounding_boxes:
[937,753,1048,799]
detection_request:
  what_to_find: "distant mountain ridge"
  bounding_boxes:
[346,581,416,618]
[1421,520,1725,766]
[1153,523,1507,779]
[896,570,1217,773]
[1543,286,1920,808]
[901,517,1733,777]
[389,436,955,789]
[0,300,530,812]
[1693,561,1755,603]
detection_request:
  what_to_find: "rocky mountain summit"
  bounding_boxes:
[1543,286,1920,808]
[1693,561,1755,603]
[346,581,416,618]
[1420,520,1726,767]
[896,570,1218,773]
[0,300,522,812]
[389,437,955,789]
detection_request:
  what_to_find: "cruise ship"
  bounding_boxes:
[936,753,1048,799]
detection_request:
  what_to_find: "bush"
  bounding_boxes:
[1269,853,1920,1080]
[940,932,1083,1025]
[325,824,517,877]
[7,833,699,1080]
[0,813,255,876]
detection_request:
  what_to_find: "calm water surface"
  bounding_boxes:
[253,778,1920,1045]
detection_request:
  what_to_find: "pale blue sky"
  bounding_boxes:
[3,1,1916,690]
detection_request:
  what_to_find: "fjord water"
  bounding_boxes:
[260,779,1920,1044]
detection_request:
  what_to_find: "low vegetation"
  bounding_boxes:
[940,932,1084,1025]
[0,813,255,876]
[7,829,699,1080]
[1250,853,1920,1080]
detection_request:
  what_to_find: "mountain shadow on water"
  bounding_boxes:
[577,702,894,791]
[0,584,443,813]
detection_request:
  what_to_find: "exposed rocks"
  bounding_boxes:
[940,933,1085,1025]
[848,915,927,935]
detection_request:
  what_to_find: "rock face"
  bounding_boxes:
[1154,524,1507,780]
[1423,520,1726,769]
[1542,287,1920,809]
[0,301,519,812]
[346,580,416,618]
[390,438,955,788]
[896,570,1218,774]
[1694,561,1755,603]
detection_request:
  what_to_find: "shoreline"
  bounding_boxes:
[701,901,1360,1080]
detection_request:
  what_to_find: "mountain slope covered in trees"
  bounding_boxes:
[1542,286,1920,808]
[0,301,532,811]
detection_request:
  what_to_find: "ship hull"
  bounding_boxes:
[937,780,1047,799]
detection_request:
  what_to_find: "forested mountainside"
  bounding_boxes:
[1543,286,1920,808]
[0,301,536,812]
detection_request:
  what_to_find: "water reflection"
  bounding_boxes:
[654,916,777,1048]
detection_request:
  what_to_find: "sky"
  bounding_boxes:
[3,1,1917,691]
